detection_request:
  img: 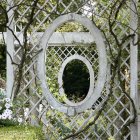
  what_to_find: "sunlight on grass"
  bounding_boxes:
[0,125,45,140]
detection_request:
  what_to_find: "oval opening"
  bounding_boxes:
[38,13,107,114]
[62,59,90,103]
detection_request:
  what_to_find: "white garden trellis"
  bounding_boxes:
[6,0,139,139]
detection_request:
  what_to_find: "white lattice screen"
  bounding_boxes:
[6,0,138,139]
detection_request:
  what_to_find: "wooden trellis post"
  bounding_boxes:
[130,0,139,139]
[6,0,14,98]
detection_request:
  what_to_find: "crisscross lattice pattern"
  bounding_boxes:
[7,0,138,139]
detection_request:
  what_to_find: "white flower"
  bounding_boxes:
[0,106,2,110]
[1,114,7,119]
[5,103,11,109]
[18,118,23,123]
[2,112,9,118]
[4,109,12,115]
[5,98,10,102]
[2,109,13,119]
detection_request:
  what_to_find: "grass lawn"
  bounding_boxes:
[0,125,45,140]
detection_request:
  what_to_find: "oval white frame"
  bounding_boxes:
[37,13,107,116]
[58,54,94,106]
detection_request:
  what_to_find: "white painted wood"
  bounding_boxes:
[138,61,140,140]
[37,13,107,115]
[0,32,95,45]
[35,32,95,45]
[130,0,138,139]
[6,0,14,98]
[58,54,94,106]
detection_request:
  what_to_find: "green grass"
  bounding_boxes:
[0,125,45,140]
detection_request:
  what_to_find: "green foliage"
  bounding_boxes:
[0,119,19,127]
[0,88,5,99]
[0,1,7,31]
[63,59,90,102]
[46,109,73,138]
[46,48,65,102]
[57,22,86,32]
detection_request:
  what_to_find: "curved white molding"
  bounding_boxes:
[58,54,94,106]
[37,13,107,116]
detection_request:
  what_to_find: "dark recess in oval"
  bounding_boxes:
[62,59,90,103]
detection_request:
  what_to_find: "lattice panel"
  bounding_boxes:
[45,45,99,103]
[7,0,137,139]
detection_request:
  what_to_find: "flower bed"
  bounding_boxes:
[0,88,45,140]
[0,88,22,126]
